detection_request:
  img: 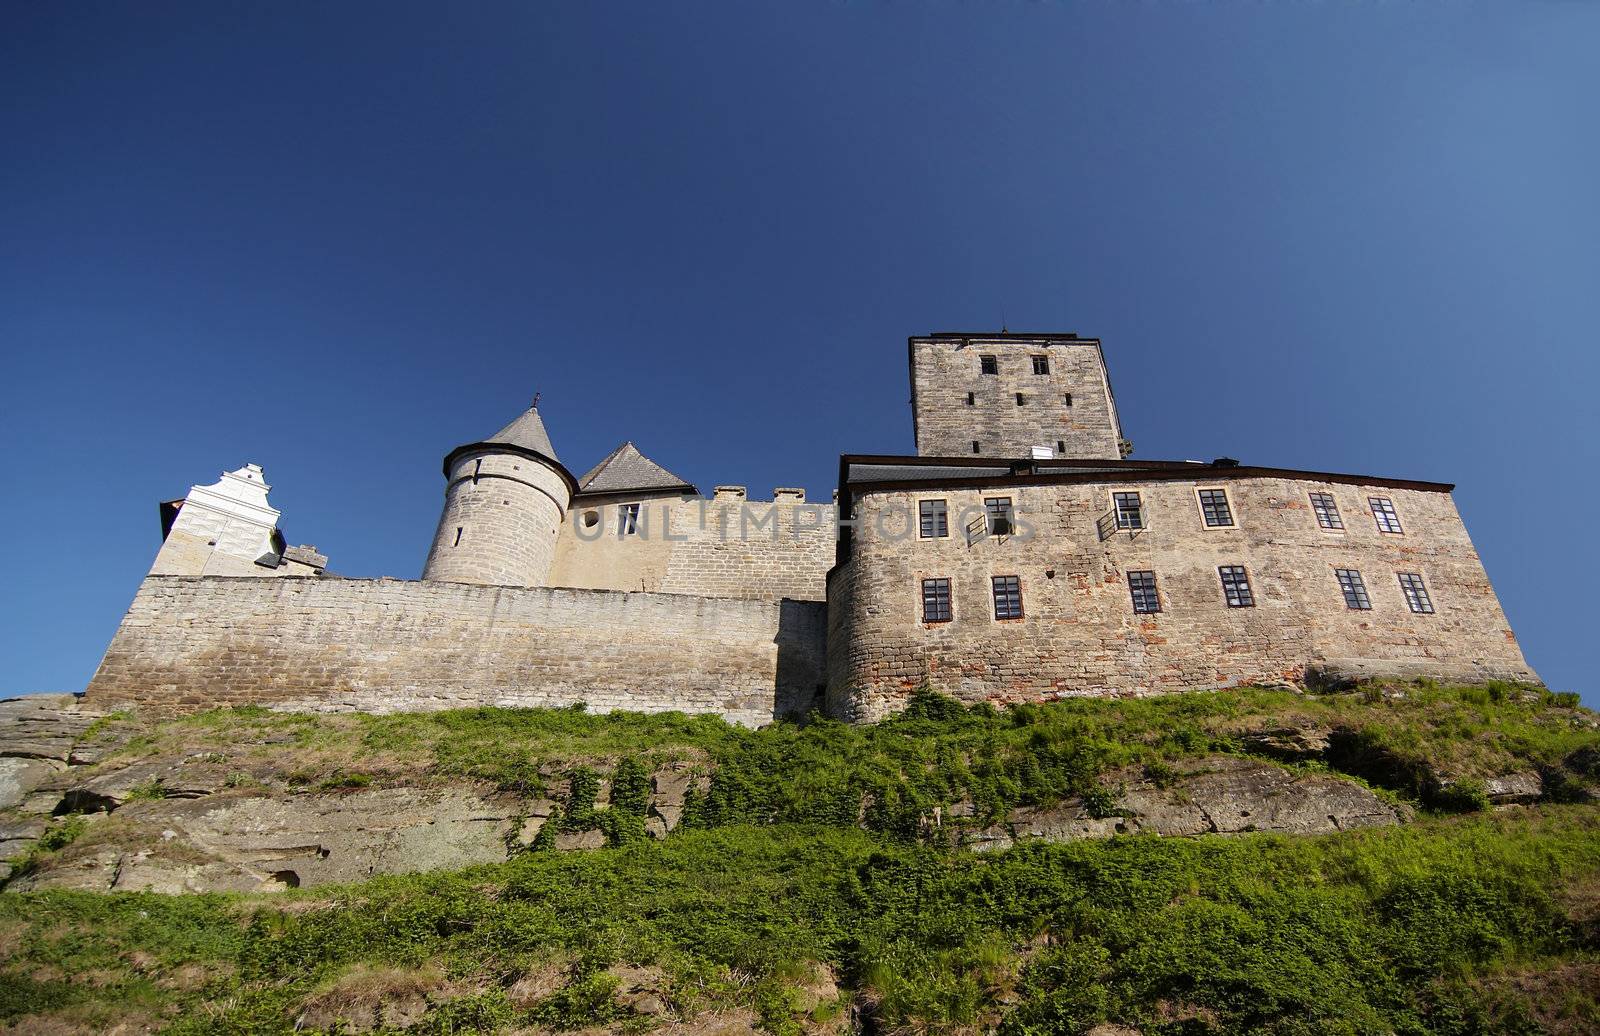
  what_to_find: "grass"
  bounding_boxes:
[0,682,1593,1032]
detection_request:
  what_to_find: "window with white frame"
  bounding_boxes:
[1114,491,1144,530]
[984,497,1014,536]
[618,502,641,535]
[919,499,948,539]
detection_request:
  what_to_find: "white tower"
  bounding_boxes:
[421,399,575,587]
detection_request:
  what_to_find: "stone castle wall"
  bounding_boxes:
[827,474,1536,721]
[86,577,827,726]
[422,451,570,588]
[911,337,1123,459]
[549,488,836,601]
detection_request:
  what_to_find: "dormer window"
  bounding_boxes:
[980,355,998,375]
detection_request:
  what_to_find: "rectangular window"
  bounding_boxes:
[965,392,975,406]
[991,575,1023,619]
[1197,488,1234,528]
[1219,565,1255,608]
[1057,440,1065,454]
[918,499,948,539]
[980,355,998,375]
[453,527,463,547]
[984,497,1014,536]
[1398,573,1434,614]
[1128,570,1160,614]
[1309,491,1344,530]
[1335,568,1371,610]
[1370,497,1403,534]
[1015,392,1025,406]
[1114,491,1144,530]
[618,502,641,535]
[971,440,981,454]
[1063,392,1072,406]
[921,578,952,623]
[1032,355,1049,375]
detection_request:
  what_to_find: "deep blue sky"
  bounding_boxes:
[3,3,1595,702]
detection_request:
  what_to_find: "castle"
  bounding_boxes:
[85,332,1539,723]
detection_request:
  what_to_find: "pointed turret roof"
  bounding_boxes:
[487,402,558,461]
[577,441,697,496]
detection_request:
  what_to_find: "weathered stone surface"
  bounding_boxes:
[967,757,1401,849]
[554,829,606,851]
[1486,771,1543,805]
[0,757,64,810]
[0,694,96,761]
[1241,726,1331,761]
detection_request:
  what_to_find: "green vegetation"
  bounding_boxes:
[1,683,1595,1033]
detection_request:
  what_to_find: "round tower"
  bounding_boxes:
[422,398,576,587]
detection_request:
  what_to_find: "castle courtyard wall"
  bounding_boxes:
[549,489,836,601]
[828,475,1537,721]
[85,577,827,726]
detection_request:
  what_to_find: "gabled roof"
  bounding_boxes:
[577,441,697,496]
[487,405,559,461]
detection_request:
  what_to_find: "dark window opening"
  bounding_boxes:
[1219,565,1255,607]
[984,497,1014,536]
[1015,393,1025,406]
[1032,355,1049,375]
[972,440,981,454]
[1398,572,1434,614]
[921,578,952,623]
[992,575,1023,619]
[472,459,482,484]
[966,392,975,406]
[1198,488,1234,528]
[1310,492,1344,530]
[453,527,463,547]
[980,355,998,375]
[919,499,948,539]
[1057,440,1065,454]
[1128,570,1160,614]
[1114,491,1144,530]
[1063,393,1073,406]
[1336,568,1372,610]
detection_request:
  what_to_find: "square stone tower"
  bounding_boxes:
[909,332,1127,460]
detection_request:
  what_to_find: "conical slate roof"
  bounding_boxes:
[577,441,697,496]
[486,404,558,461]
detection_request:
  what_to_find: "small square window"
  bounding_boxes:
[980,355,998,375]
[1197,488,1234,528]
[1219,565,1254,608]
[1015,393,1025,406]
[618,502,641,535]
[919,499,948,539]
[1032,355,1049,375]
[921,578,952,623]
[992,575,1023,620]
[965,392,975,406]
[984,497,1014,536]
[1335,568,1371,610]
[1370,497,1403,534]
[1309,492,1344,530]
[1114,491,1144,530]
[1398,572,1434,614]
[1128,570,1160,614]
[1063,393,1073,406]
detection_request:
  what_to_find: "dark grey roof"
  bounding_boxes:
[577,441,697,496]
[487,405,558,461]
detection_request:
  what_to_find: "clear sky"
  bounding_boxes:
[2,3,1595,702]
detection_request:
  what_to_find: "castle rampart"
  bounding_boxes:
[84,577,826,726]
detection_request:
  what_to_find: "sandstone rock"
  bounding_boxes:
[1485,771,1543,805]
[964,757,1400,849]
[110,852,269,894]
[1241,726,1331,760]
[0,694,96,762]
[608,964,670,1016]
[296,965,444,1033]
[554,828,606,851]
[0,757,64,810]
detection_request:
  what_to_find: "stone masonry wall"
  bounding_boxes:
[87,577,827,726]
[550,490,836,602]
[912,337,1123,459]
[827,475,1536,721]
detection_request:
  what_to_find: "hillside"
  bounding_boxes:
[1,683,1597,1034]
